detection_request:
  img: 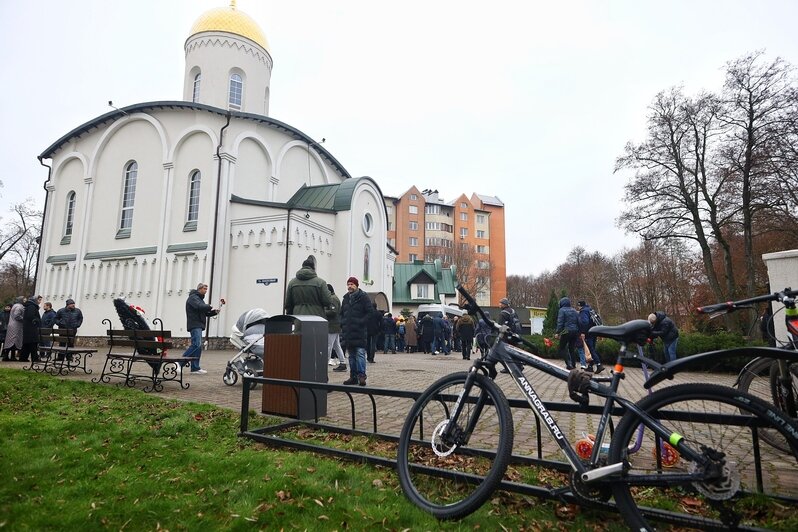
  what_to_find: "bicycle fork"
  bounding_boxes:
[440,367,487,447]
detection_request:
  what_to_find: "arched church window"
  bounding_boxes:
[229,73,243,110]
[61,191,76,244]
[184,170,201,232]
[64,191,76,236]
[118,161,138,237]
[363,244,371,281]
[192,72,201,102]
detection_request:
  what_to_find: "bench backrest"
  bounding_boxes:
[39,327,78,345]
[107,329,173,358]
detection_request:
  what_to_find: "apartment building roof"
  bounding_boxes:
[474,193,504,207]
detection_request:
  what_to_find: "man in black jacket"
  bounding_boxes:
[182,283,221,374]
[340,277,372,386]
[648,311,679,362]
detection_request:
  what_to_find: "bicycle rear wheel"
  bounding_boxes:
[396,371,513,520]
[609,383,798,531]
[738,357,798,452]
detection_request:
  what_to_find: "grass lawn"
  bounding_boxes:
[0,368,627,530]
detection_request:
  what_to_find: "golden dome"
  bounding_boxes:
[189,4,270,51]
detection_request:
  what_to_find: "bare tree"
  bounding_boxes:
[450,243,491,301]
[0,197,41,300]
[0,202,38,264]
[718,51,798,298]
[616,87,736,304]
[506,274,536,307]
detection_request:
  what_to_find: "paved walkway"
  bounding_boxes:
[6,348,737,458]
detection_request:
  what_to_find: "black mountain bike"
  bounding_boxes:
[396,285,798,530]
[697,288,798,453]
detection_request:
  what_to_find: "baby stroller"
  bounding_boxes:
[222,308,268,389]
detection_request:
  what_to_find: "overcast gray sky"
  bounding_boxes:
[1,0,797,275]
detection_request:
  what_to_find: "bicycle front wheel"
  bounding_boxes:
[396,371,513,520]
[609,383,798,531]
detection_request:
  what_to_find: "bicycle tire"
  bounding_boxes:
[396,371,513,520]
[769,359,798,418]
[738,357,797,452]
[609,383,798,531]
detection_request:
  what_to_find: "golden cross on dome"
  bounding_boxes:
[230,0,237,9]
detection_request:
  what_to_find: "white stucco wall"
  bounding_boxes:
[763,249,798,344]
[37,105,379,338]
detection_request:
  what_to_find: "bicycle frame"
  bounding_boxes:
[445,332,713,486]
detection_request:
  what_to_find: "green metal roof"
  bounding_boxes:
[392,261,457,305]
[286,184,339,211]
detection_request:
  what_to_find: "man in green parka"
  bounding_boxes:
[284,255,332,318]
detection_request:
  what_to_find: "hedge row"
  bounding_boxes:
[519,331,762,373]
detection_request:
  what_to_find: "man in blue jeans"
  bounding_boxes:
[340,276,372,386]
[182,282,222,374]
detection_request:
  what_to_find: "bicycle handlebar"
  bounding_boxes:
[696,287,798,315]
[456,284,538,353]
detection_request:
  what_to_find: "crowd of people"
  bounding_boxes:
[0,295,84,363]
[2,260,686,383]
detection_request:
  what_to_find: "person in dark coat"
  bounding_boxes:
[55,299,84,331]
[648,311,679,362]
[382,313,397,354]
[420,314,434,354]
[456,314,476,360]
[182,283,221,374]
[284,255,332,318]
[340,277,372,386]
[555,297,579,370]
[54,298,85,356]
[432,314,448,355]
[19,296,41,362]
[475,311,492,355]
[39,302,57,360]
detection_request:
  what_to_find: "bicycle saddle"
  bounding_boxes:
[588,319,651,344]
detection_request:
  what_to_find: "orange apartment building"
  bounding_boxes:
[385,186,507,306]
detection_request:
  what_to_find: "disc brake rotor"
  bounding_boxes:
[431,420,458,457]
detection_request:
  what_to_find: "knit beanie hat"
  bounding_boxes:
[347,276,359,287]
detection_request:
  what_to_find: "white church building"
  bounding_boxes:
[36,3,393,339]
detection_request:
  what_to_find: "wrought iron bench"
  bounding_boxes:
[28,328,97,375]
[92,319,196,392]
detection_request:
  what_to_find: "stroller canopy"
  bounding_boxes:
[235,308,269,334]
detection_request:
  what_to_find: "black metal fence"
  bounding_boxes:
[239,376,795,529]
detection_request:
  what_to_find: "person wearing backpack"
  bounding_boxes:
[396,316,406,352]
[498,298,523,334]
[555,297,580,370]
[577,300,604,373]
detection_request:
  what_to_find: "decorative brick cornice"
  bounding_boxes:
[186,35,273,69]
